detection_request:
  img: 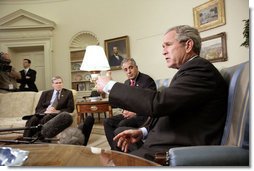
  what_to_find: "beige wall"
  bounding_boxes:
[0,0,249,89]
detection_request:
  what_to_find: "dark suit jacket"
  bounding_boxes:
[109,57,228,159]
[17,68,38,92]
[122,72,157,125]
[108,55,124,67]
[124,72,157,91]
[35,88,74,114]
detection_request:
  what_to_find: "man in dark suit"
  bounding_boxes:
[108,46,124,67]
[17,59,38,92]
[104,58,157,150]
[23,75,74,138]
[96,25,228,163]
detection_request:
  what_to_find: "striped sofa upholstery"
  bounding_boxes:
[167,62,249,166]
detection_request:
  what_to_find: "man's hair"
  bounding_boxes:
[166,25,201,55]
[121,58,137,68]
[51,75,63,83]
[24,59,31,64]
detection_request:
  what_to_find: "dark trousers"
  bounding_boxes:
[103,114,147,150]
[23,113,58,138]
[78,116,95,146]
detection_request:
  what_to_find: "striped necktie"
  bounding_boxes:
[51,91,60,108]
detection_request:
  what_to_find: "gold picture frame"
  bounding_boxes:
[200,32,227,63]
[193,0,225,32]
[104,36,130,70]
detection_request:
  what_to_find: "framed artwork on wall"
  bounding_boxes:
[193,0,225,32]
[104,35,130,70]
[200,32,227,63]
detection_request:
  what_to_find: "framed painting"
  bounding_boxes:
[104,36,130,70]
[200,32,227,63]
[193,0,225,32]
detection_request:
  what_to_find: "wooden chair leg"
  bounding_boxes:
[98,113,100,121]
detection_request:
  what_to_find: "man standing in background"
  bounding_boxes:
[17,58,38,92]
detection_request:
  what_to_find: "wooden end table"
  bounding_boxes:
[76,99,113,124]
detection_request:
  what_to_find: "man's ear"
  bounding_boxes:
[185,39,194,53]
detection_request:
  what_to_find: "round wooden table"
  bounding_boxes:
[5,144,161,166]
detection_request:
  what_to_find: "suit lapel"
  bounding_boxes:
[59,89,65,102]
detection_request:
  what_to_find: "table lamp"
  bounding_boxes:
[80,45,110,98]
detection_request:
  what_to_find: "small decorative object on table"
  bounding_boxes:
[0,147,29,166]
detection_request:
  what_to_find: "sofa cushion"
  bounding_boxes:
[0,92,36,117]
[0,117,26,129]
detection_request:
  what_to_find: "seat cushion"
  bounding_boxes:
[0,92,36,117]
[0,117,26,129]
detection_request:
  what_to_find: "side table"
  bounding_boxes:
[76,99,113,124]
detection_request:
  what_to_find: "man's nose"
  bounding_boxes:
[162,49,167,55]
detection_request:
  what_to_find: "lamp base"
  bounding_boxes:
[83,90,102,102]
[90,90,100,97]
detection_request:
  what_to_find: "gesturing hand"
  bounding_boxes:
[95,71,112,92]
[122,110,136,119]
[113,129,143,153]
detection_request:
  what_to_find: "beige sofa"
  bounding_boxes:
[0,90,77,137]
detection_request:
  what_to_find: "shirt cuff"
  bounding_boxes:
[103,80,116,94]
[139,127,148,139]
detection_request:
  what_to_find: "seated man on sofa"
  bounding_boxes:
[23,75,74,138]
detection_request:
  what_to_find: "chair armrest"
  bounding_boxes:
[168,146,249,166]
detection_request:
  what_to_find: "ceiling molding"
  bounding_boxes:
[0,0,67,5]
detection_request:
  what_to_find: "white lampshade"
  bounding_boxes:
[80,45,110,71]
